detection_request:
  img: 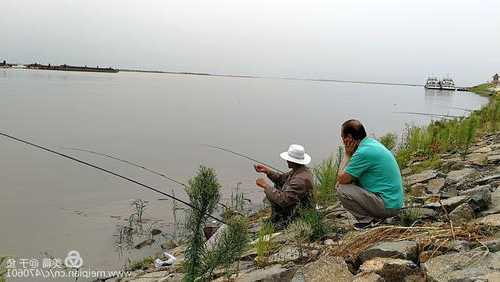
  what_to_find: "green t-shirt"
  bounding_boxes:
[345,137,404,209]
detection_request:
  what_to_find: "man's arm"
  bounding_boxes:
[254,164,288,188]
[337,172,354,184]
[263,177,304,207]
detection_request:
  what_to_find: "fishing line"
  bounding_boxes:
[0,132,226,224]
[202,144,285,173]
[61,147,230,210]
[393,112,464,119]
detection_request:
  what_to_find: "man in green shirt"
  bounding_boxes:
[336,119,404,230]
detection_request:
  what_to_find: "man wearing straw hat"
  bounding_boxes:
[254,144,314,229]
[336,119,403,230]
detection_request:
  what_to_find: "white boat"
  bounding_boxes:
[425,77,441,89]
[440,78,455,90]
[12,65,27,69]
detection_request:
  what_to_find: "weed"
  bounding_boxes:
[400,206,423,227]
[0,256,8,282]
[313,147,342,206]
[299,208,330,241]
[128,256,154,271]
[255,221,275,267]
[379,133,397,151]
[286,219,312,257]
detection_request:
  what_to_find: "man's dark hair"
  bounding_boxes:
[341,119,367,141]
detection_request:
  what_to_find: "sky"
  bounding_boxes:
[1,0,499,85]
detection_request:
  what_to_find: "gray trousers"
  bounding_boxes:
[336,184,400,223]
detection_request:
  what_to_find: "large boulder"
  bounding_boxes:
[352,272,385,282]
[291,255,352,282]
[446,168,478,185]
[405,170,437,186]
[358,241,418,263]
[423,250,500,282]
[236,264,296,282]
[359,258,418,282]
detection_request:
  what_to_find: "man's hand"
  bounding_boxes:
[254,164,270,174]
[344,137,359,157]
[256,178,270,189]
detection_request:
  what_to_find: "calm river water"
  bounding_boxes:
[0,69,488,277]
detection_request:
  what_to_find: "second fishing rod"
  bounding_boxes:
[63,144,283,210]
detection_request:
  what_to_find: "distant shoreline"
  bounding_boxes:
[2,63,475,89]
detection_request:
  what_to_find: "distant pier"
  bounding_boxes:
[27,63,119,73]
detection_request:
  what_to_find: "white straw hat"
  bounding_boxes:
[280,144,311,165]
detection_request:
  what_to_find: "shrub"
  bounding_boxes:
[379,133,397,151]
[183,166,249,282]
[299,208,330,241]
[0,257,8,282]
[313,147,342,206]
[200,216,249,280]
[183,166,221,282]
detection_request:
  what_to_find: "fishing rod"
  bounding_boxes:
[0,132,226,224]
[62,147,230,209]
[203,144,285,173]
[393,111,464,119]
[62,147,188,188]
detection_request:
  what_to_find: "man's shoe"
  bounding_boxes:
[353,221,374,230]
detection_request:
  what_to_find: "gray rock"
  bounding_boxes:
[476,214,500,227]
[268,246,303,263]
[423,195,469,212]
[488,154,500,164]
[450,162,465,171]
[479,239,500,252]
[446,168,478,185]
[449,203,475,225]
[475,173,500,185]
[426,178,445,194]
[134,239,155,249]
[467,153,487,166]
[237,264,296,282]
[458,185,492,211]
[483,188,500,215]
[423,250,500,282]
[324,239,334,245]
[352,272,385,282]
[412,207,438,218]
[358,241,418,263]
[359,258,418,282]
[401,167,413,176]
[405,170,437,186]
[473,146,492,154]
[292,255,352,282]
[409,183,427,197]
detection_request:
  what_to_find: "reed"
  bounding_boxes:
[255,221,275,267]
[313,146,342,206]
